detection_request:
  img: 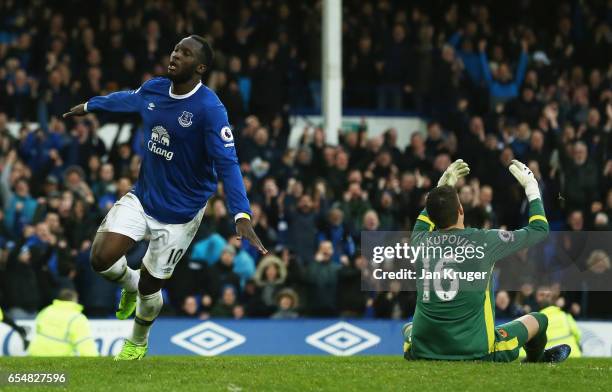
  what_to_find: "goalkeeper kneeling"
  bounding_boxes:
[402,159,570,363]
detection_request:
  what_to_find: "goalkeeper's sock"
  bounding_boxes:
[130,290,163,345]
[524,312,548,362]
[99,256,139,293]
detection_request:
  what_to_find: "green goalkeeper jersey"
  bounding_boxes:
[409,199,549,360]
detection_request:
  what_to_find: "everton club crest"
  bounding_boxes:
[178,111,193,127]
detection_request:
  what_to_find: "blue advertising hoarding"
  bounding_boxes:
[1,319,611,357]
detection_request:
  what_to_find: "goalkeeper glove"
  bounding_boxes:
[508,159,540,201]
[437,159,470,187]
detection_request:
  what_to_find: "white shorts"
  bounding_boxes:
[98,192,205,279]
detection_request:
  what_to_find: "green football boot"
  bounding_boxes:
[116,289,138,320]
[116,268,140,320]
[114,339,147,361]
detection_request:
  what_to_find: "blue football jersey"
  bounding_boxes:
[86,77,251,224]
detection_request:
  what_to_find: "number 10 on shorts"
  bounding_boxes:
[166,248,184,267]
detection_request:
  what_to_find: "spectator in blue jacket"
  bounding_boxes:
[479,39,529,107]
[448,28,483,85]
[19,128,63,173]
[191,233,226,265]
[1,151,37,233]
[317,207,356,264]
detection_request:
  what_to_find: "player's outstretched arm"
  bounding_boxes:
[413,159,470,233]
[508,159,549,235]
[203,101,267,255]
[484,159,549,261]
[63,85,145,118]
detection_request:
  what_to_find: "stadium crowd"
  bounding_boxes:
[0,0,611,320]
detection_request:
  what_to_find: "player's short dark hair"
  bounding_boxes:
[426,185,460,229]
[189,35,213,69]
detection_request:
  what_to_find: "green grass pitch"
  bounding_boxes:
[0,356,610,391]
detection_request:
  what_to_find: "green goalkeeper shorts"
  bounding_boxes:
[402,320,529,361]
[481,320,529,362]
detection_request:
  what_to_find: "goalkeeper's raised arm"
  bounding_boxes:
[482,159,549,261]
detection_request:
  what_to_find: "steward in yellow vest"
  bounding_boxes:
[28,289,98,356]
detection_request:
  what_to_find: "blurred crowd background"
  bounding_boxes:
[0,0,611,321]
